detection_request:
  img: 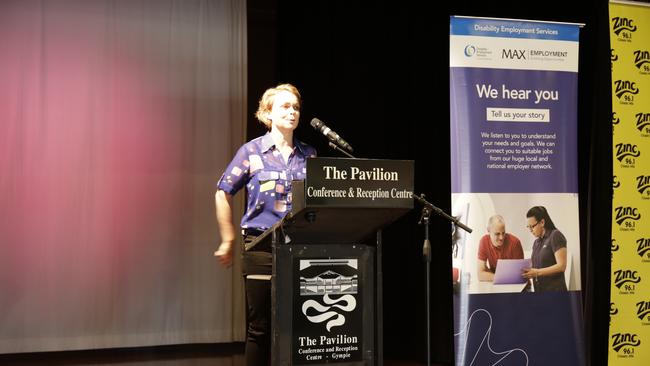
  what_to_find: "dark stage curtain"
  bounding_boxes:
[251,0,613,364]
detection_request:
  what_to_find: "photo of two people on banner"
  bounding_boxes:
[451,193,579,293]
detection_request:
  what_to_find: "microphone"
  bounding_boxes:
[310,118,354,153]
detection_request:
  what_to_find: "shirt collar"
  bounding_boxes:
[260,132,308,156]
[260,133,275,153]
[294,138,308,156]
[541,228,551,240]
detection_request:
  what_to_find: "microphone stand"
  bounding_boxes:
[413,193,472,366]
[413,194,472,234]
[418,202,433,366]
[327,141,356,159]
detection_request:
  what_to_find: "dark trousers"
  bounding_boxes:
[242,234,272,366]
[245,276,271,366]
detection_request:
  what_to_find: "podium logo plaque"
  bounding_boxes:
[293,258,363,364]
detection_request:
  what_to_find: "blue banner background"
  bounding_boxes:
[450,68,578,193]
[450,16,585,366]
[450,17,580,41]
[453,292,586,365]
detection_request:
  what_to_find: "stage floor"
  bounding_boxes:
[0,343,441,365]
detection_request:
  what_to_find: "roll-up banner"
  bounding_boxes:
[609,1,650,364]
[450,16,585,365]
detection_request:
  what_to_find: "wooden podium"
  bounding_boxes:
[248,157,414,366]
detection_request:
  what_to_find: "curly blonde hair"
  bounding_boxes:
[255,83,302,129]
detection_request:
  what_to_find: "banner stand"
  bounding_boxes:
[449,16,585,365]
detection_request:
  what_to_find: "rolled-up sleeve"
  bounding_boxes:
[217,145,250,195]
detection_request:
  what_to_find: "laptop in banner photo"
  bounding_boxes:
[493,258,532,284]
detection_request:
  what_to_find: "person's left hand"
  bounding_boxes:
[522,267,538,279]
[214,240,234,267]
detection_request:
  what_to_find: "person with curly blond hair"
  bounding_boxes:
[214,83,316,365]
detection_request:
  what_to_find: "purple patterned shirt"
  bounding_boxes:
[217,133,317,232]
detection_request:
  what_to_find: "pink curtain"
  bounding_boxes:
[0,0,246,353]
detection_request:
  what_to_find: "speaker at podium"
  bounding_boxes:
[247,157,414,366]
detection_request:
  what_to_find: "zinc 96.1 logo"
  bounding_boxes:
[636,301,650,324]
[638,238,650,261]
[636,175,650,199]
[634,50,650,73]
[614,206,641,231]
[612,112,620,135]
[614,269,641,293]
[610,302,618,325]
[612,238,620,252]
[612,333,641,358]
[611,238,619,263]
[614,80,639,104]
[612,16,637,41]
[636,112,650,135]
[615,143,640,168]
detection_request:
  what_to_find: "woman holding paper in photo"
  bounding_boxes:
[522,205,568,292]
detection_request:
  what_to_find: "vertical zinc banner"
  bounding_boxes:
[609,1,650,364]
[450,16,585,365]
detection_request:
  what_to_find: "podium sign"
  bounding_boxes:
[301,157,414,208]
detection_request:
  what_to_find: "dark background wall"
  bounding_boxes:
[249,0,613,365]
